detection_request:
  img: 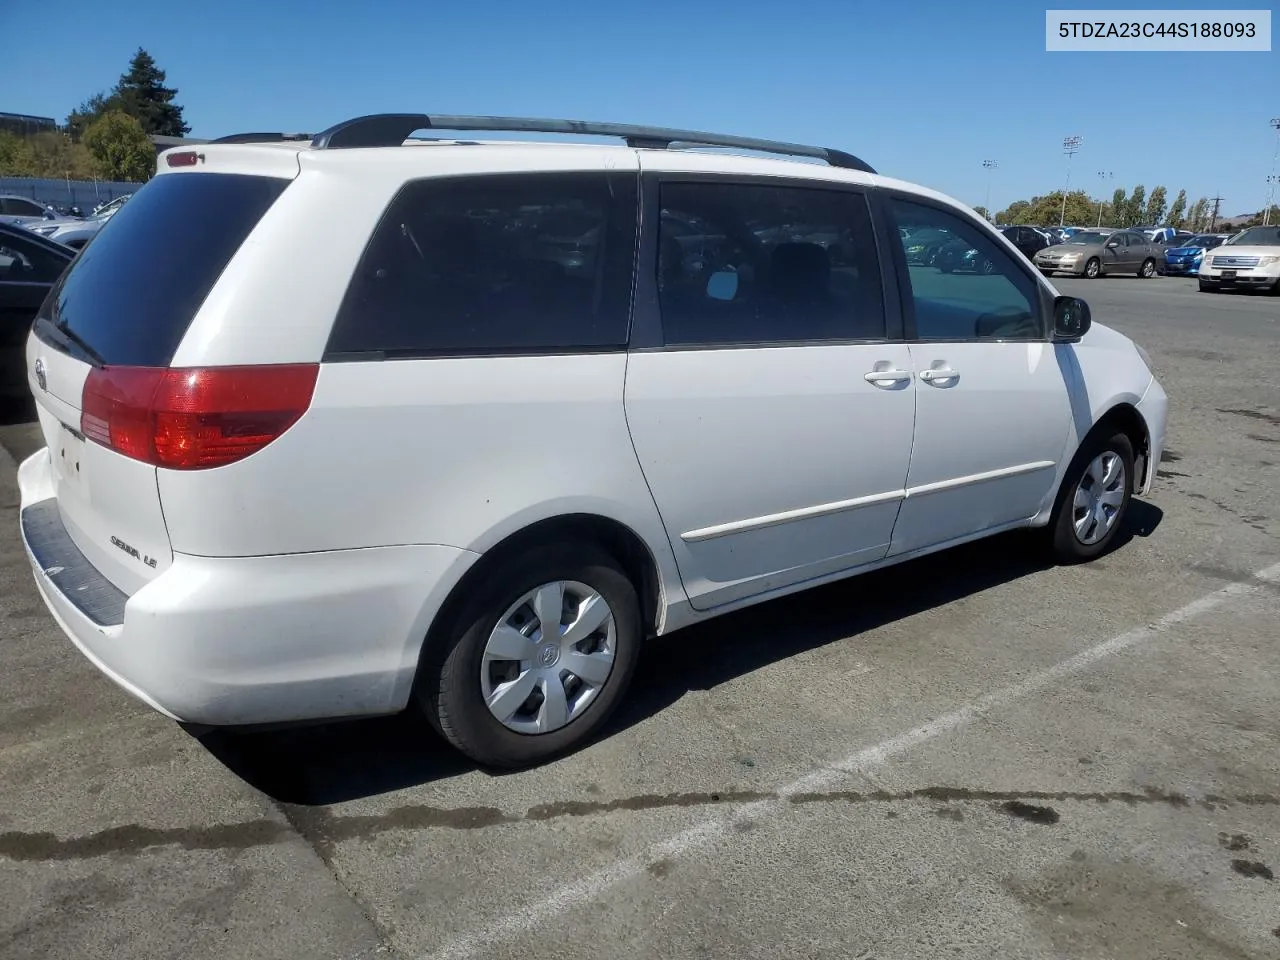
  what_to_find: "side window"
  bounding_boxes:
[328,172,637,357]
[0,236,67,284]
[656,181,885,346]
[890,198,1042,341]
[3,198,43,217]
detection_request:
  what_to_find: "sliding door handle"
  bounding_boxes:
[864,369,913,387]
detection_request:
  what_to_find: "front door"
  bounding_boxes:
[624,174,915,610]
[883,196,1072,555]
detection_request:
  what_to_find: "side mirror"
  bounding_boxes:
[1105,239,1119,248]
[1052,295,1091,342]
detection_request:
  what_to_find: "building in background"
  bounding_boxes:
[0,112,57,137]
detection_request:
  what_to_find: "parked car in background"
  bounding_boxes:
[1034,229,1162,278]
[0,195,55,228]
[25,194,132,250]
[0,223,75,398]
[1198,225,1280,293]
[936,224,1048,273]
[15,112,1166,768]
[1003,225,1051,258]
[1161,234,1228,276]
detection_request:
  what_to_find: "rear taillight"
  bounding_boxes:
[81,365,319,470]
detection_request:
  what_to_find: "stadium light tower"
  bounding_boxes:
[1096,171,1114,226]
[982,160,998,219]
[1061,135,1083,226]
[1265,118,1280,227]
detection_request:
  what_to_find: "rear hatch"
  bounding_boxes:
[27,168,294,594]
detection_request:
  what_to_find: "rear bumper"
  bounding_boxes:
[18,448,478,726]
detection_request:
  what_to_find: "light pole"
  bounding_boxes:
[1061,135,1083,226]
[1265,118,1280,226]
[1096,171,1114,227]
[982,160,998,219]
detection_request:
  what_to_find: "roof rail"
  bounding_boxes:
[308,113,876,173]
[209,132,314,144]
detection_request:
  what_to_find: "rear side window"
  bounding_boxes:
[41,173,289,367]
[656,181,885,346]
[327,172,639,358]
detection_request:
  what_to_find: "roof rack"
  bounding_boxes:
[304,113,875,173]
[209,132,314,144]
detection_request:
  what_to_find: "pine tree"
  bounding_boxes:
[114,48,190,137]
[1110,188,1127,227]
[1167,190,1187,229]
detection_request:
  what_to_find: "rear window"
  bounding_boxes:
[326,171,638,358]
[39,172,289,367]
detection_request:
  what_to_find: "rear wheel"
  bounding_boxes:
[416,544,642,768]
[1048,432,1134,563]
[1138,258,1155,278]
[1084,257,1101,279]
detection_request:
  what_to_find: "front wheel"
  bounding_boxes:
[1084,257,1101,279]
[1199,279,1217,293]
[1138,258,1155,278]
[416,544,642,768]
[1048,432,1134,563]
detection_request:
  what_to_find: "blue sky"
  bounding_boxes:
[9,0,1278,215]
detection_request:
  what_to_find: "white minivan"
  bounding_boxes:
[18,113,1168,767]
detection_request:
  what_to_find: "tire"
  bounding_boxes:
[1199,280,1217,293]
[1084,257,1101,279]
[1138,258,1155,278]
[416,543,642,768]
[1048,431,1135,564]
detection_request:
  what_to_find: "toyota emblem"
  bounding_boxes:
[33,357,47,392]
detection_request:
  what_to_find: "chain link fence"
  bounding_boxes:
[0,176,140,214]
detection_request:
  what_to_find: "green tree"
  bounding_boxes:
[1187,197,1209,231]
[996,200,1032,224]
[1167,190,1187,229]
[66,92,112,140]
[1110,188,1127,227]
[0,131,39,176]
[1124,185,1146,226]
[64,48,189,139]
[82,111,155,182]
[114,48,190,137]
[1144,186,1168,225]
[973,205,991,221]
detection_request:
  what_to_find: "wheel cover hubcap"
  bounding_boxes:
[480,580,616,735]
[1072,452,1126,545]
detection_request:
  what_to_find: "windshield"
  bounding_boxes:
[1064,231,1109,245]
[1224,226,1280,246]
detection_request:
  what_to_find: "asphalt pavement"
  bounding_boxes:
[1,275,1278,960]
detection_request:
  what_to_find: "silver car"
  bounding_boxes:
[1033,229,1162,279]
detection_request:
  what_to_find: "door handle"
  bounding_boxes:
[919,366,959,384]
[864,369,913,386]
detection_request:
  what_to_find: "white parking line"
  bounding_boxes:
[428,562,1280,960]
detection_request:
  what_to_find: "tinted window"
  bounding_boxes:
[0,232,69,284]
[656,181,884,345]
[37,173,288,367]
[890,198,1042,341]
[2,198,44,217]
[329,172,637,357]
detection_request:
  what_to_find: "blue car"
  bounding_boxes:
[1161,234,1229,276]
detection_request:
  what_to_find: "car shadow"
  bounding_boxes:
[195,501,1163,806]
